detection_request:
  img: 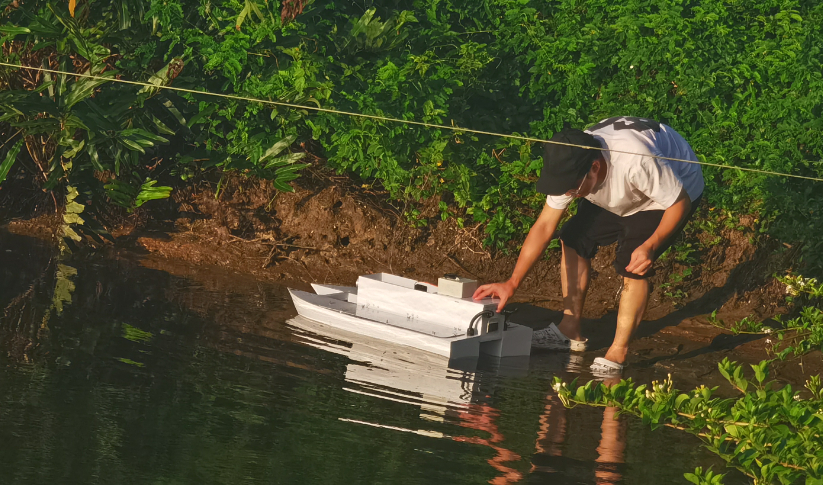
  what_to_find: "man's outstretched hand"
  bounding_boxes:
[472,280,516,312]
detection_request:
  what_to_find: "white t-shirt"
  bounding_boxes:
[546,117,705,217]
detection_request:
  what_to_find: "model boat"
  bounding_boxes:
[288,273,533,360]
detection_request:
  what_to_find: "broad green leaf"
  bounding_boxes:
[236,1,250,30]
[65,186,79,203]
[63,72,116,110]
[261,135,297,162]
[186,105,217,128]
[248,0,265,21]
[86,143,104,171]
[272,178,295,192]
[10,118,60,133]
[160,97,187,126]
[150,115,176,135]
[264,152,305,169]
[62,139,85,159]
[63,212,85,225]
[138,58,184,97]
[31,41,54,52]
[62,225,82,242]
[0,139,24,185]
[135,180,172,207]
[121,128,168,146]
[0,26,31,35]
[65,201,85,214]
[119,138,146,153]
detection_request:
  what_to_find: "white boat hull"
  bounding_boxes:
[290,289,456,356]
[289,276,533,361]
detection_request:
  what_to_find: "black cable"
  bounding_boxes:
[467,310,494,336]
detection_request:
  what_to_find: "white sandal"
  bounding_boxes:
[532,323,588,351]
[590,357,624,375]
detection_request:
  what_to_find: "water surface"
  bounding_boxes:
[0,231,743,484]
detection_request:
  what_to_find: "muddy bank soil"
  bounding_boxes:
[3,169,820,389]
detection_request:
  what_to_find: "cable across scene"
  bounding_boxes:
[2,61,822,183]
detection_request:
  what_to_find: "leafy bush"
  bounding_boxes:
[1,0,822,266]
[554,361,823,484]
[556,274,823,483]
[0,0,316,219]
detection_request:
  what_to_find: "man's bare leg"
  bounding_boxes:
[604,277,649,364]
[556,242,590,341]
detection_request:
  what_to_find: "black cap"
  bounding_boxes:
[536,129,602,195]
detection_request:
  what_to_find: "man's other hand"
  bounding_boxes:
[472,280,516,312]
[625,244,654,275]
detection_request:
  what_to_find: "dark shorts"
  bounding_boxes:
[559,195,702,279]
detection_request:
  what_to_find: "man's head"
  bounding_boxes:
[536,129,602,196]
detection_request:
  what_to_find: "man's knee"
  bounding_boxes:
[622,276,653,294]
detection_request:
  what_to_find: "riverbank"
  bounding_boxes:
[2,169,820,390]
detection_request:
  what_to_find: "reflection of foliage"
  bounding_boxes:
[121,323,153,343]
[117,357,144,367]
[51,263,76,314]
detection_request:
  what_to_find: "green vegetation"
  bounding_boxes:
[553,362,823,484]
[555,274,823,483]
[0,0,317,216]
[0,0,822,262]
[3,2,823,479]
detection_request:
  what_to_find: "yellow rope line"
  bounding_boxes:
[2,61,822,183]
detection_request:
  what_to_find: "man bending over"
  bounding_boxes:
[473,117,704,374]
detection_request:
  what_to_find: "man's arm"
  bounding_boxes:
[473,203,565,311]
[625,187,691,275]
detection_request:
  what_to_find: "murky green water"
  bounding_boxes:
[0,230,743,484]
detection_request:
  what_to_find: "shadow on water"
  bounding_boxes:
[0,230,747,484]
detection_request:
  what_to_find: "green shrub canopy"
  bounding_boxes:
[1,0,821,265]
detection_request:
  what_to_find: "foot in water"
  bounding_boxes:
[532,324,588,351]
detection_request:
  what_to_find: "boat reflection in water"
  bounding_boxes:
[288,314,628,484]
[288,315,628,484]
[287,315,528,484]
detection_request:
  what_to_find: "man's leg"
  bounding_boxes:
[556,241,591,341]
[603,196,702,365]
[604,277,649,364]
